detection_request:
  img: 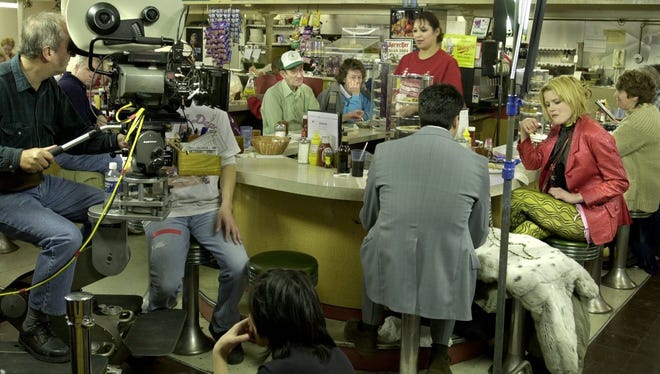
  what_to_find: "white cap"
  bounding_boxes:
[109,162,118,170]
[280,50,304,70]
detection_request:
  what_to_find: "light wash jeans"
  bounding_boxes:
[0,175,104,315]
[55,153,123,174]
[143,211,248,334]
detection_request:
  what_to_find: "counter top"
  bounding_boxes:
[235,155,538,201]
[280,126,389,156]
[237,157,367,201]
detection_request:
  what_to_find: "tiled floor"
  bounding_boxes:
[1,233,657,373]
[583,272,660,374]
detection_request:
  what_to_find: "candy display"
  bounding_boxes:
[206,8,241,66]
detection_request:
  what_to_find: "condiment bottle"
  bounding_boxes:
[336,141,350,173]
[462,128,472,150]
[322,146,334,168]
[298,137,310,164]
[318,135,332,167]
[274,121,287,137]
[308,132,321,165]
[301,115,308,138]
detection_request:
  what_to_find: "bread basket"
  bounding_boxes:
[251,136,290,155]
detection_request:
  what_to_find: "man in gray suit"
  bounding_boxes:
[345,84,490,374]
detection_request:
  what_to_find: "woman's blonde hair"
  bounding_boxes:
[538,75,590,125]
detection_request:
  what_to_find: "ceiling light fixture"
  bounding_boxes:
[0,2,18,9]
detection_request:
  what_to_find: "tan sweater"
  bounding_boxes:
[612,103,660,212]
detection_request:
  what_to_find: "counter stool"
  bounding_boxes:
[399,314,421,374]
[544,237,612,314]
[174,240,214,355]
[247,250,318,286]
[602,211,652,289]
[0,232,18,254]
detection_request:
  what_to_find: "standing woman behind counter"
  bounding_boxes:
[512,75,631,246]
[394,11,462,118]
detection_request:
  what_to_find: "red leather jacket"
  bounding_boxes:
[518,115,631,244]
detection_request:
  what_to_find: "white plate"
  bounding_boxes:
[489,168,502,174]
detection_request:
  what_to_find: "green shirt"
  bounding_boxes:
[0,56,118,173]
[260,80,320,135]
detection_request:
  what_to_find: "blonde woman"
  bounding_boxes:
[512,75,631,245]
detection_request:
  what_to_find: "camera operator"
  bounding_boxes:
[0,12,126,363]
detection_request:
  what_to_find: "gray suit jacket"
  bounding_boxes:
[360,126,490,320]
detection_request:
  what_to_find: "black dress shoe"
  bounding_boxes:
[19,322,70,363]
[344,320,378,356]
[211,329,244,365]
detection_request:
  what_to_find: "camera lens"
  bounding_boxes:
[86,2,120,35]
[142,6,160,23]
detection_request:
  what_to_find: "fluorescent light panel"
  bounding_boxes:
[0,2,18,9]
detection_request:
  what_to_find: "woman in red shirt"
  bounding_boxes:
[512,75,631,245]
[394,11,462,118]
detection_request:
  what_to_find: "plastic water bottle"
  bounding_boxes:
[104,162,121,211]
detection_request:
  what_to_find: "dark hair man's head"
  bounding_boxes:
[418,84,464,130]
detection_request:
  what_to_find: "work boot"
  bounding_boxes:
[344,320,378,356]
[427,344,452,374]
[19,321,70,363]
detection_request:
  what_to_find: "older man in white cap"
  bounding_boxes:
[260,50,320,135]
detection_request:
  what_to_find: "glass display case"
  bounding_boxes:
[369,61,392,129]
[323,27,382,77]
[386,73,434,131]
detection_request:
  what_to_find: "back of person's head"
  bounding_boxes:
[418,84,464,129]
[19,12,67,60]
[538,75,589,125]
[621,67,658,105]
[249,269,336,361]
[415,11,443,44]
[335,58,366,85]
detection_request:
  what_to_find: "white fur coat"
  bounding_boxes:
[475,228,599,373]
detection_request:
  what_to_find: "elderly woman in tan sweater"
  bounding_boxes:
[612,68,660,273]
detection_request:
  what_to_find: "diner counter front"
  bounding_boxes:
[232,155,537,312]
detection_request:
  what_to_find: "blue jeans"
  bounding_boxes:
[143,211,248,334]
[55,153,123,174]
[0,175,104,315]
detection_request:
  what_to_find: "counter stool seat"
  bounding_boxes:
[174,240,214,355]
[544,237,612,314]
[248,250,318,286]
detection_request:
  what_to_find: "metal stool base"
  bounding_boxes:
[602,224,636,290]
[602,268,636,290]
